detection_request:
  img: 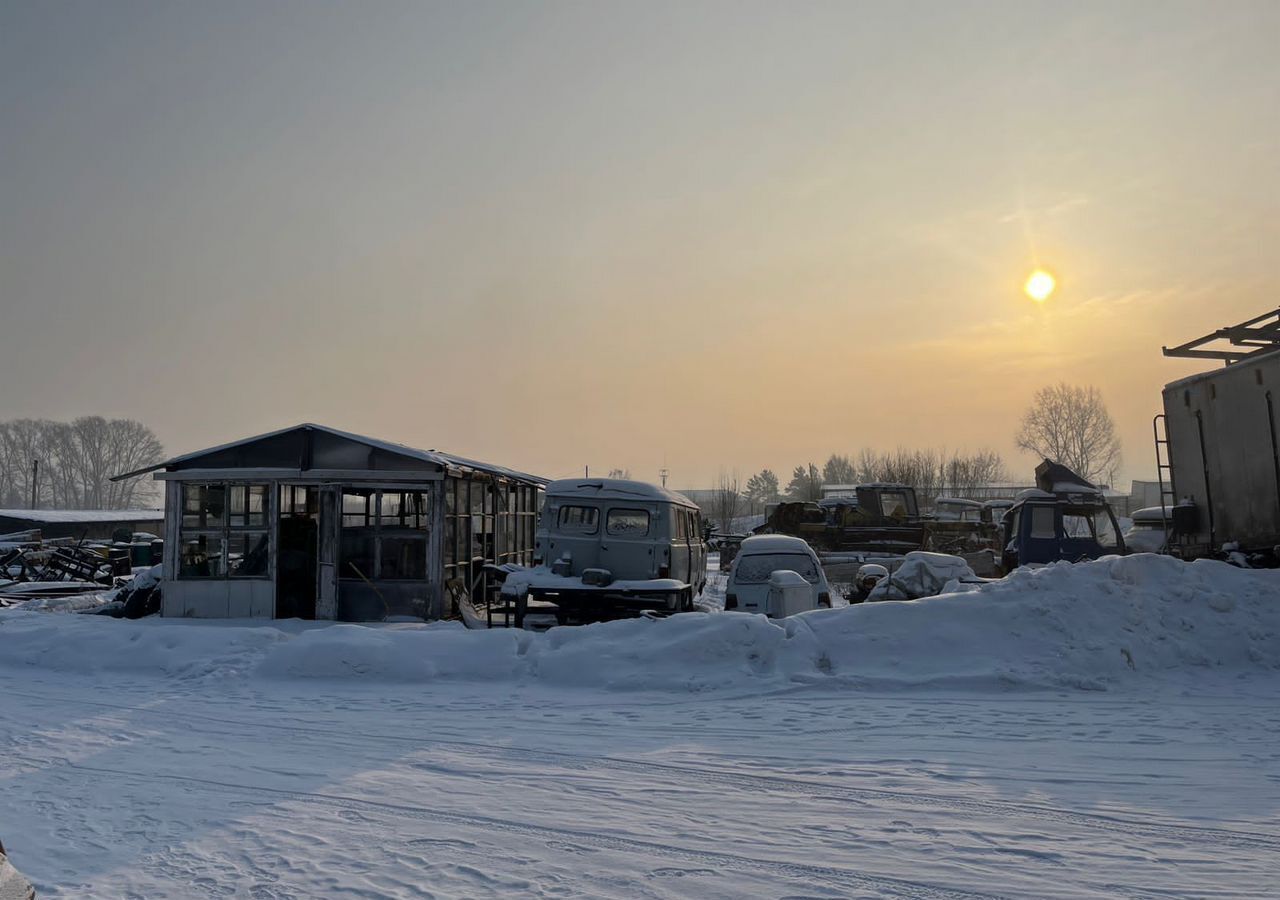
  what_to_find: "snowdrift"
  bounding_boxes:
[1,556,1277,692]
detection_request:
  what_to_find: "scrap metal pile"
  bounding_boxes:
[0,528,146,606]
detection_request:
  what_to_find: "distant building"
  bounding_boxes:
[114,423,547,621]
[0,508,163,541]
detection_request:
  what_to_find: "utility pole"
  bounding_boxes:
[30,458,39,510]
[584,465,589,478]
[659,467,669,488]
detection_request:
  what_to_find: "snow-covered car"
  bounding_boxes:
[501,478,706,625]
[866,551,983,601]
[724,535,832,617]
[1124,506,1169,553]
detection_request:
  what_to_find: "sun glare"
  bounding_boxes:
[1024,269,1056,302]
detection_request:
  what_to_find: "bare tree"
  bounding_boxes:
[606,468,630,480]
[942,449,1007,495]
[0,417,164,509]
[1016,384,1121,485]
[709,470,746,532]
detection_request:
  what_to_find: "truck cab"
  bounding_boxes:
[1000,461,1125,571]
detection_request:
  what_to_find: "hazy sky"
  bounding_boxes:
[2,1,1276,487]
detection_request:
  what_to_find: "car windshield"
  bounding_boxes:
[735,552,820,584]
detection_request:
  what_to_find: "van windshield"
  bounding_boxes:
[735,553,820,584]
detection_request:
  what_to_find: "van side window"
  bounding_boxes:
[558,505,599,535]
[607,508,650,536]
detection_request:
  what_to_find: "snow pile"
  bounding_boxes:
[0,617,292,680]
[804,554,1280,690]
[6,590,112,613]
[1,555,1277,691]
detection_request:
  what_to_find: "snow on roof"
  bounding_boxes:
[0,509,163,524]
[934,497,984,508]
[739,534,817,553]
[140,423,548,486]
[544,478,699,508]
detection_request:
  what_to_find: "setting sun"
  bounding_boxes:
[1024,269,1056,302]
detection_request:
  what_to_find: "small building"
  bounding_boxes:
[0,508,164,542]
[115,424,546,621]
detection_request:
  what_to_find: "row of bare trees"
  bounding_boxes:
[0,418,165,510]
[703,448,1008,530]
[783,448,1008,504]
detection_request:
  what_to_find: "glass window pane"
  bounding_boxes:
[557,505,599,534]
[1030,506,1056,539]
[340,533,376,580]
[380,536,426,580]
[228,532,269,577]
[879,492,909,518]
[1063,514,1093,539]
[182,484,203,528]
[246,485,267,526]
[1094,511,1119,549]
[734,552,820,584]
[229,485,267,527]
[342,489,375,527]
[180,533,224,577]
[606,508,650,537]
[182,483,226,528]
[470,481,484,516]
[229,485,247,526]
[382,491,428,530]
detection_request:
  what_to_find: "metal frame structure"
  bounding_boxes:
[1162,307,1280,363]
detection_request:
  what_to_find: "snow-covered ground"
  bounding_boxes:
[1,555,1277,898]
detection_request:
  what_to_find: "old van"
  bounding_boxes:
[501,479,706,624]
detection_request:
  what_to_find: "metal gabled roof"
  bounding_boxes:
[112,423,548,486]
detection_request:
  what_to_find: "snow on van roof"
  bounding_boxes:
[544,478,699,508]
[738,534,816,553]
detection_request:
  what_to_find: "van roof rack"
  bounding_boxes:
[1163,308,1280,364]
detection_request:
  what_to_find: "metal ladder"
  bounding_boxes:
[1153,414,1177,551]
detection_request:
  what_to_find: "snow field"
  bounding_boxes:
[0,553,1278,897]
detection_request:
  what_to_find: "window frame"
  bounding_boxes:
[177,481,272,580]
[557,504,601,535]
[339,488,431,583]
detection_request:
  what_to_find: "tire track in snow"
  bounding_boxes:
[8,686,1278,855]
[53,760,1001,900]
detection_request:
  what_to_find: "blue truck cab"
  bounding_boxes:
[1000,461,1125,571]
